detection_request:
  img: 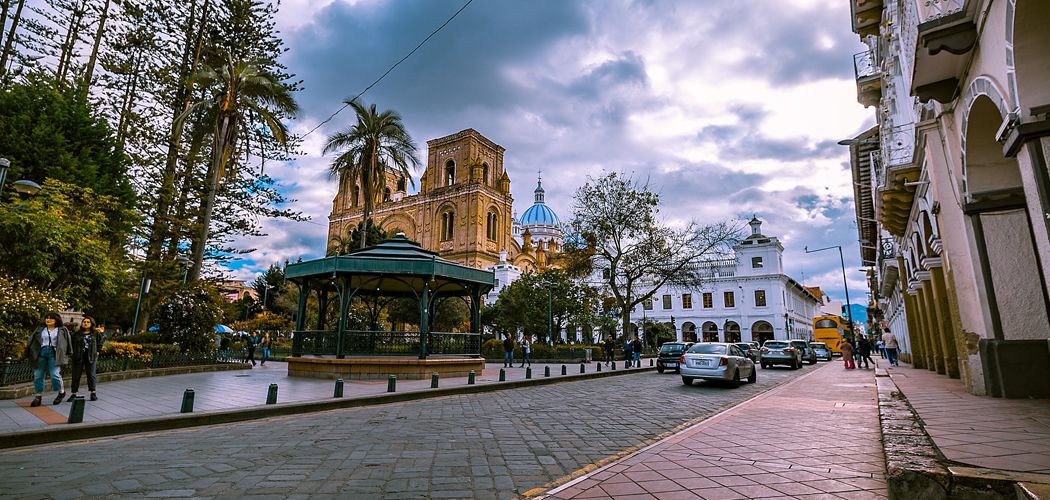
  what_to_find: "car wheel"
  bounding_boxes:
[729,370,741,388]
[792,359,799,370]
[809,356,817,365]
[760,362,767,369]
[682,376,693,386]
[657,366,665,373]
[747,366,757,383]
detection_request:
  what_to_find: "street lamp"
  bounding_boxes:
[0,158,42,209]
[540,280,553,345]
[176,256,193,285]
[805,244,855,339]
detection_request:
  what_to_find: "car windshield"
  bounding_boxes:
[660,344,684,353]
[765,342,789,348]
[734,344,751,351]
[688,344,726,355]
[811,343,827,349]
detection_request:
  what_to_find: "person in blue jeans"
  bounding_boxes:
[503,334,514,367]
[260,333,271,366]
[520,336,531,367]
[623,336,633,367]
[24,312,72,407]
[633,337,642,367]
[244,331,259,366]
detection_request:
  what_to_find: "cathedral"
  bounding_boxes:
[327,128,565,272]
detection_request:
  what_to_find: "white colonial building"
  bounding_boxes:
[639,218,822,345]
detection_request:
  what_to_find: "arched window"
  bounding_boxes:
[383,187,391,202]
[482,163,489,185]
[441,210,455,241]
[486,211,498,241]
[352,186,360,207]
[445,160,455,186]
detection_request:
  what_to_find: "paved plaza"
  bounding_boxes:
[1,360,820,499]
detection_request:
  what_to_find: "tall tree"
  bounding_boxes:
[566,172,743,339]
[323,98,419,249]
[177,54,299,281]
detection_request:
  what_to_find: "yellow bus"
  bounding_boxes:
[813,315,850,355]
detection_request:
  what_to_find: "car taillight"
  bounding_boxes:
[760,348,769,352]
[783,348,795,352]
[680,355,685,363]
[719,357,728,366]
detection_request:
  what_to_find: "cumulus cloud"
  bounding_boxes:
[224,0,877,304]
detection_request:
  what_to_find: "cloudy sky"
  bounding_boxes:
[229,0,876,307]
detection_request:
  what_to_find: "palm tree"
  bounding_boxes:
[328,233,353,256]
[177,55,299,281]
[323,98,418,249]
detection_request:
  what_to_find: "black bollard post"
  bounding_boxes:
[431,372,439,388]
[650,358,654,366]
[499,368,505,382]
[468,370,476,385]
[334,379,344,398]
[181,389,195,413]
[266,383,278,404]
[387,375,396,392]
[544,366,550,377]
[597,363,602,372]
[612,361,616,370]
[561,365,567,376]
[580,363,585,373]
[526,367,532,379]
[67,396,86,424]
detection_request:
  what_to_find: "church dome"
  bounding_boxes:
[519,203,560,226]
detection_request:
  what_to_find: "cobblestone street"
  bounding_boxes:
[1,363,819,499]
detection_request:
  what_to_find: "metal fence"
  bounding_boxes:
[290,330,482,357]
[1,351,247,387]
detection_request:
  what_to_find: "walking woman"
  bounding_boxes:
[67,317,102,401]
[24,312,72,406]
[259,333,271,366]
[840,338,855,369]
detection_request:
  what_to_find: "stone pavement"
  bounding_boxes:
[0,360,635,434]
[535,361,888,500]
[884,362,1050,475]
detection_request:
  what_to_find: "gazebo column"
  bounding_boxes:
[292,281,310,357]
[419,285,430,359]
[336,280,349,359]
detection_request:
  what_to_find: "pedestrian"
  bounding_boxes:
[623,336,633,368]
[840,338,855,369]
[604,336,616,366]
[882,328,900,366]
[633,336,642,367]
[67,316,102,402]
[260,333,271,366]
[520,335,531,367]
[24,312,72,407]
[503,334,514,367]
[219,335,230,360]
[876,338,886,358]
[857,336,875,369]
[244,331,259,366]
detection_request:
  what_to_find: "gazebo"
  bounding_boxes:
[282,234,494,380]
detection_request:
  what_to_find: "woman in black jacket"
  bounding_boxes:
[68,317,103,401]
[25,312,72,406]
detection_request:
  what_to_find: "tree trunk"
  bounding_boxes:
[55,0,88,83]
[0,0,11,56]
[80,0,110,91]
[188,114,234,281]
[0,0,26,77]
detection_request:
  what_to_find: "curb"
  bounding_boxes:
[0,364,655,450]
[876,364,1050,499]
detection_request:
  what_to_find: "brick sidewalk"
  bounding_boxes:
[537,362,888,500]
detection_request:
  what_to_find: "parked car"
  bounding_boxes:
[790,339,818,365]
[680,342,756,388]
[760,340,803,369]
[656,342,693,373]
[733,342,760,362]
[810,342,833,361]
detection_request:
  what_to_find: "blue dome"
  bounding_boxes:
[519,203,561,227]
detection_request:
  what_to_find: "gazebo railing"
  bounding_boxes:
[343,330,421,356]
[427,331,482,356]
[292,330,340,356]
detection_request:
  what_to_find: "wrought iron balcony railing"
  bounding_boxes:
[854,50,878,80]
[881,123,916,167]
[918,0,965,24]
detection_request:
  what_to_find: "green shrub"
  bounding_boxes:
[154,284,224,353]
[0,274,65,359]
[531,343,553,359]
[482,338,504,358]
[140,343,179,355]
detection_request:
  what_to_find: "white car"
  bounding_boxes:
[680,342,757,388]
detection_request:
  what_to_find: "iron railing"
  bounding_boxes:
[290,330,481,357]
[918,0,964,24]
[881,123,916,167]
[428,331,482,356]
[854,50,878,80]
[1,351,248,387]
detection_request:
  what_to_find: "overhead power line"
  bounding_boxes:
[303,0,475,139]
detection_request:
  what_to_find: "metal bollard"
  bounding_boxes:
[561,365,567,376]
[650,358,654,366]
[266,383,278,404]
[612,361,616,370]
[580,363,585,373]
[526,367,532,379]
[387,375,396,392]
[544,366,550,377]
[181,389,195,413]
[468,370,475,385]
[431,372,439,388]
[67,396,86,424]
[499,368,506,382]
[597,363,602,372]
[334,378,344,398]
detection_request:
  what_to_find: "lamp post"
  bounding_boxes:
[0,158,42,209]
[176,256,193,285]
[540,280,553,345]
[130,276,151,335]
[805,245,855,339]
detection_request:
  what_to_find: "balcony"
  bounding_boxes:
[850,0,884,38]
[875,123,921,236]
[854,50,882,107]
[907,0,978,103]
[878,238,900,299]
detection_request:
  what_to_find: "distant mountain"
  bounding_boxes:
[846,304,868,327]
